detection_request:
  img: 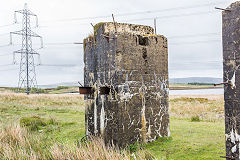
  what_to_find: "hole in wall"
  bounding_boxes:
[100,87,111,95]
[100,86,118,95]
[138,35,149,46]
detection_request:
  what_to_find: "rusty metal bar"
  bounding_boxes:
[78,81,83,87]
[214,81,231,86]
[215,7,231,12]
[79,87,93,94]
[154,18,157,35]
[74,42,83,44]
[112,14,117,33]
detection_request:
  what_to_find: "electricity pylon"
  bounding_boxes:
[10,3,43,94]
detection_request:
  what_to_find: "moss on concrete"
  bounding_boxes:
[94,22,105,36]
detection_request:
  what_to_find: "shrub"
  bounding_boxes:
[191,115,200,122]
[20,116,58,131]
[56,86,69,90]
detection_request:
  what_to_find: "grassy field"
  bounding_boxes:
[0,93,225,159]
[169,83,223,90]
[0,86,79,94]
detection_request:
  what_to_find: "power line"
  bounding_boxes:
[0,23,15,28]
[170,61,223,65]
[0,68,18,72]
[170,39,221,45]
[124,10,218,22]
[0,33,10,36]
[168,32,220,39]
[0,44,11,48]
[0,64,14,66]
[45,42,77,45]
[34,10,222,30]
[115,1,227,17]
[0,53,12,56]
[3,38,222,49]
[38,64,79,67]
[8,42,83,46]
[37,61,223,67]
[41,1,228,23]
[27,34,223,46]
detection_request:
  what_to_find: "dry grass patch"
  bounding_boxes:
[0,93,84,111]
[0,124,153,160]
[169,95,224,121]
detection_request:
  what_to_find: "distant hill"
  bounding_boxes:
[38,77,222,89]
[39,82,80,89]
[170,77,222,84]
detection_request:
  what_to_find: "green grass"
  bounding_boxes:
[145,118,225,159]
[0,93,225,159]
[0,94,85,144]
[0,86,79,94]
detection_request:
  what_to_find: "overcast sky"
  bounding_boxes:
[0,0,236,87]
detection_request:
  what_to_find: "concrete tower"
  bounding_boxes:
[223,2,240,159]
[82,22,169,147]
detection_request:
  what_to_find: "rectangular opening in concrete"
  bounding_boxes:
[79,87,93,94]
[100,87,111,95]
[138,35,149,46]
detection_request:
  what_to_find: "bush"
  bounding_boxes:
[56,86,69,90]
[191,115,200,122]
[128,143,141,153]
[8,87,48,93]
[20,116,58,131]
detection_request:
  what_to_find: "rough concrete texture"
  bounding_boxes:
[83,22,169,147]
[223,2,240,159]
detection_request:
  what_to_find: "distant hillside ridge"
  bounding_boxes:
[170,77,222,84]
[37,77,223,89]
[38,82,80,89]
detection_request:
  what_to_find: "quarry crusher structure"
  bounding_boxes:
[81,22,169,147]
[222,2,240,159]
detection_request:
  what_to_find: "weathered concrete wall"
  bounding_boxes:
[223,2,240,159]
[84,22,169,147]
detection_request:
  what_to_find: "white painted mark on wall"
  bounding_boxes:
[100,95,106,135]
